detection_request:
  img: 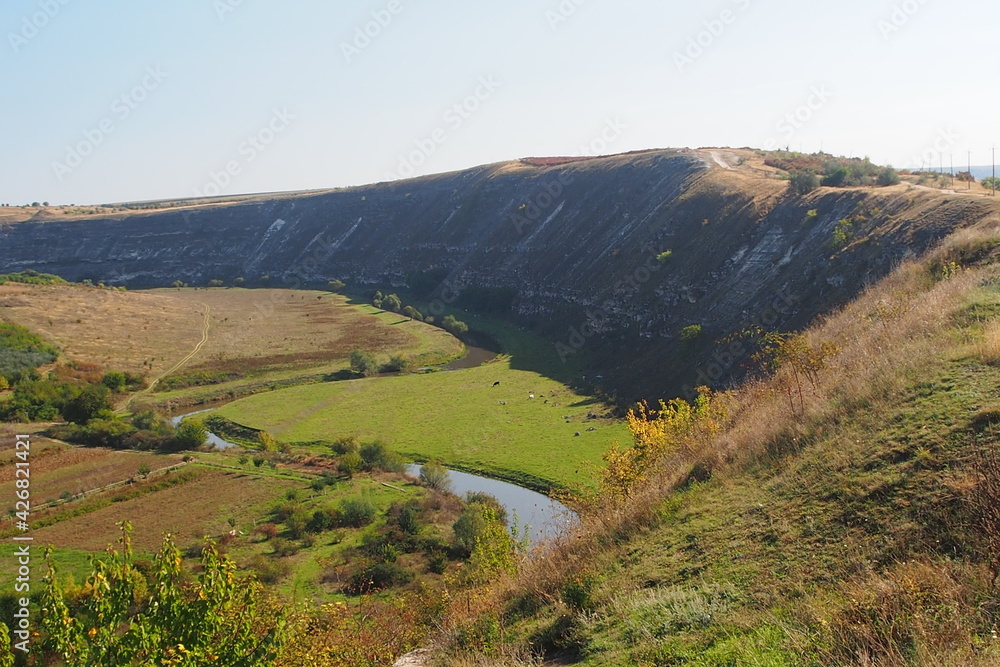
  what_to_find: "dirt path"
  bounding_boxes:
[120,304,211,412]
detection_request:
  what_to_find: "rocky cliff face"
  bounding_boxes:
[2,149,995,400]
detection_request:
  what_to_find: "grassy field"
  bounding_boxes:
[0,433,459,603]
[0,284,463,408]
[215,356,627,492]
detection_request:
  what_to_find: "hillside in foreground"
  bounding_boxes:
[425,215,1000,665]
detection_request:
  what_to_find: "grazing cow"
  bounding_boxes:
[528,393,535,399]
[492,381,501,387]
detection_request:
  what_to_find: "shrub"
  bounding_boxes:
[174,421,208,450]
[397,504,421,535]
[38,524,286,664]
[402,305,423,321]
[255,523,278,541]
[419,462,451,493]
[453,504,490,556]
[359,440,406,472]
[382,293,403,312]
[340,497,377,528]
[285,509,310,539]
[308,509,338,533]
[328,280,346,292]
[247,554,290,584]
[208,279,225,288]
[381,355,410,373]
[271,538,299,557]
[877,166,901,186]
[62,384,113,424]
[680,324,703,342]
[338,452,364,477]
[346,562,413,594]
[330,435,360,455]
[441,315,469,337]
[349,350,379,377]
[101,371,128,392]
[789,170,819,195]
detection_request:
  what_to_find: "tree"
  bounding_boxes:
[233,277,245,287]
[328,280,346,292]
[101,371,128,393]
[419,462,451,493]
[175,421,208,450]
[789,170,819,195]
[172,280,187,288]
[349,350,379,377]
[63,385,112,424]
[382,293,402,312]
[982,177,1000,192]
[441,315,469,337]
[453,504,490,556]
[372,291,384,308]
[39,523,286,666]
[208,279,225,288]
[402,305,423,321]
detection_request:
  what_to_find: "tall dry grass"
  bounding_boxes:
[436,223,1000,664]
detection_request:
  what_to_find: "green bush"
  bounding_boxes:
[877,167,901,187]
[340,497,377,528]
[381,355,410,373]
[349,350,379,377]
[338,452,364,477]
[789,170,819,195]
[174,421,208,450]
[397,503,421,535]
[62,385,113,424]
[330,435,360,455]
[453,504,490,556]
[359,440,406,472]
[419,462,451,492]
[441,315,469,337]
[382,293,403,312]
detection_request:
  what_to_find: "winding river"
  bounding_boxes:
[170,340,576,546]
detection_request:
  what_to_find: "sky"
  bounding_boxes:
[0,0,997,205]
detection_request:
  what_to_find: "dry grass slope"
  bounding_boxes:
[429,218,1000,665]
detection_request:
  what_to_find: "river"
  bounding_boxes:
[169,338,575,546]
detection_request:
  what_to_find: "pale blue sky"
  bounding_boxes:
[1,0,996,205]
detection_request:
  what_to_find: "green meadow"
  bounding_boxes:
[215,356,627,492]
